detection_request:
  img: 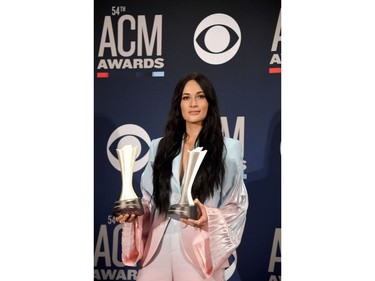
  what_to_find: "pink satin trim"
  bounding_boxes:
[121,216,143,266]
[121,198,153,266]
[184,180,248,278]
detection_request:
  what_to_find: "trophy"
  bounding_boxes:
[168,147,207,220]
[112,144,144,217]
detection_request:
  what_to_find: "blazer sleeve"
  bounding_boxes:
[181,139,249,277]
[120,139,158,266]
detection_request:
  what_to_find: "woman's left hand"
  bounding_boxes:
[180,198,208,229]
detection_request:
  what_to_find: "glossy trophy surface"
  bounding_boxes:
[112,145,144,217]
[168,147,207,220]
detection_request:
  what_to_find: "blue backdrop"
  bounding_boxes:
[94,1,281,280]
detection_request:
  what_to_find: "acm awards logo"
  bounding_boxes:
[268,228,281,281]
[269,9,281,74]
[96,9,242,76]
[97,6,164,73]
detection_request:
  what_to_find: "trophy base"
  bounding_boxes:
[112,198,144,217]
[168,204,198,220]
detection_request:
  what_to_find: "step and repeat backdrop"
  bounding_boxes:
[94,0,281,280]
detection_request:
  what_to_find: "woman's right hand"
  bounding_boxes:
[115,213,138,223]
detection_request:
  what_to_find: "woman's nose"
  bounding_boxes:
[190,97,197,107]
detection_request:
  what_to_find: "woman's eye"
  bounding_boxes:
[182,96,190,101]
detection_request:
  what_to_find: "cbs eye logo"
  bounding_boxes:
[107,124,151,172]
[194,13,241,65]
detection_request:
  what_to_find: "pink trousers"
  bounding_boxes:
[136,220,225,281]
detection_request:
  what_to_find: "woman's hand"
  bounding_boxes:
[115,213,138,224]
[180,198,208,229]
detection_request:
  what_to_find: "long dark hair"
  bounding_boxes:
[152,72,225,214]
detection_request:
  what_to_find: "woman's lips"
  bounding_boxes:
[188,110,200,115]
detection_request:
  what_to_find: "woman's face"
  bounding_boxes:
[180,79,209,126]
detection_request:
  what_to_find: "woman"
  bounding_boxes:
[116,72,248,281]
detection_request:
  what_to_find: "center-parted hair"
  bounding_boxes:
[152,72,226,214]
